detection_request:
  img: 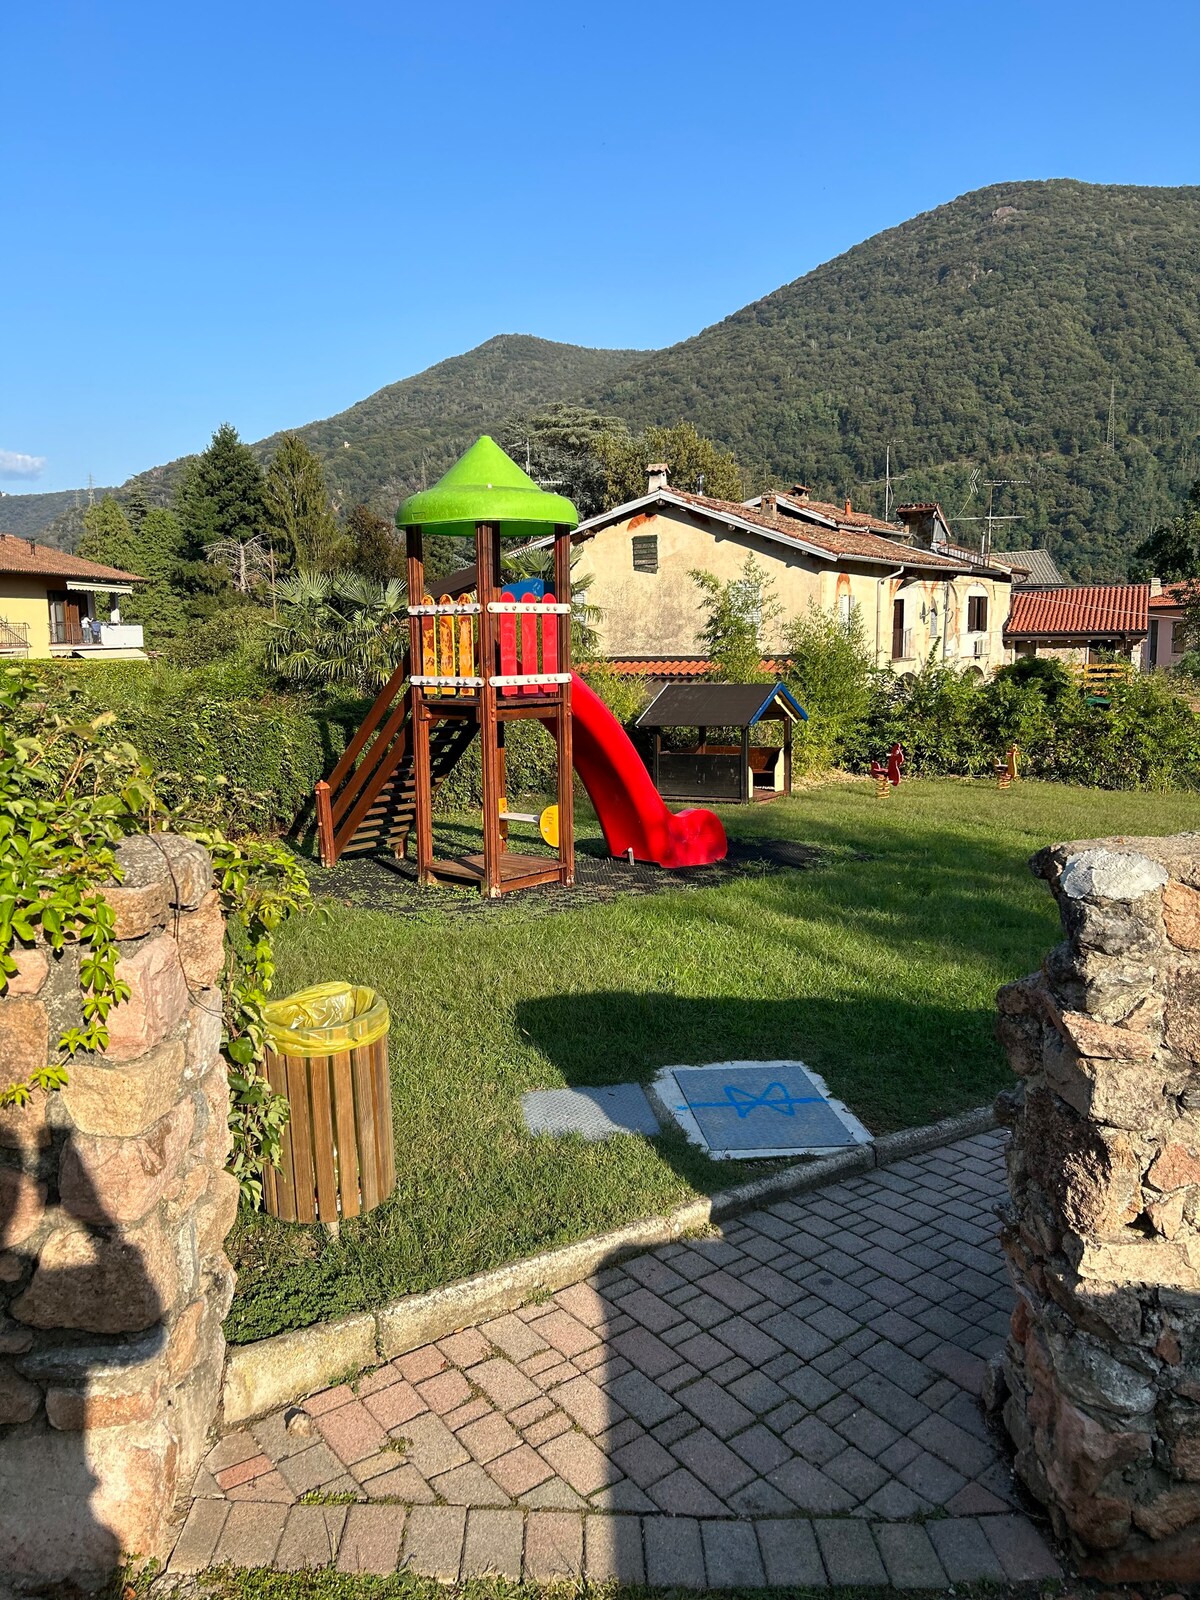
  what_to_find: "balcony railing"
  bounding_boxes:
[0,617,31,653]
[49,622,145,652]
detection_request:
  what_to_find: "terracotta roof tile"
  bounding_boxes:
[1149,582,1199,609]
[1005,584,1149,639]
[0,532,144,584]
[607,655,785,679]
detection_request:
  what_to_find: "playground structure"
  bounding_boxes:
[636,682,807,805]
[314,438,727,892]
[869,742,905,796]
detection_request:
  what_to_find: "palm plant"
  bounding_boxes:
[266,570,408,694]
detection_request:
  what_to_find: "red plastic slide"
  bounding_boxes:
[557,674,727,868]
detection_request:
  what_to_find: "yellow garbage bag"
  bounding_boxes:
[262,982,389,1057]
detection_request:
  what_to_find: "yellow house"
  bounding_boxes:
[556,471,1014,674]
[0,533,148,660]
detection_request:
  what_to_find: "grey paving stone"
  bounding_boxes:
[674,1375,755,1438]
[214,1503,289,1568]
[337,1504,406,1574]
[402,1504,466,1580]
[613,1431,677,1487]
[836,1405,900,1457]
[647,1465,726,1516]
[897,1448,970,1504]
[277,1441,345,1495]
[780,1367,839,1409]
[873,1521,948,1587]
[981,1513,1062,1579]
[643,1514,706,1589]
[928,1516,1009,1582]
[168,1500,229,1573]
[814,1517,888,1585]
[849,1372,930,1431]
[462,1508,523,1578]
[912,1409,999,1476]
[729,1421,792,1474]
[671,1426,757,1497]
[825,1444,889,1499]
[755,1513,828,1586]
[523,1509,584,1579]
[759,1310,833,1359]
[767,1458,857,1513]
[859,1479,934,1518]
[783,1413,843,1465]
[701,1519,766,1587]
[728,1370,788,1413]
[276,1505,347,1571]
[584,1513,644,1583]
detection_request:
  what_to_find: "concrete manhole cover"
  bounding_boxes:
[651,1059,872,1160]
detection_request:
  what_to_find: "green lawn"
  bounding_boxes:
[226,777,1199,1344]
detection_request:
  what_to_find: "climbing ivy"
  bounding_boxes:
[0,666,310,1200]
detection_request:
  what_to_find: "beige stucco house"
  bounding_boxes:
[0,533,147,659]
[555,472,1014,675]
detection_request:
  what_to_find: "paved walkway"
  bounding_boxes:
[172,1129,1063,1588]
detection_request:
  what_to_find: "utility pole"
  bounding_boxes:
[958,478,1027,557]
[86,474,95,508]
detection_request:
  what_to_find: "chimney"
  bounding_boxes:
[790,484,811,503]
[761,492,778,519]
[646,462,670,493]
[844,498,852,517]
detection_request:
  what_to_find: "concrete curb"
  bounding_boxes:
[220,1102,996,1425]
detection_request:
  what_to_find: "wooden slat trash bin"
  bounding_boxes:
[261,982,395,1222]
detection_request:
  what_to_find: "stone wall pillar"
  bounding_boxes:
[0,833,237,1587]
[994,834,1200,1582]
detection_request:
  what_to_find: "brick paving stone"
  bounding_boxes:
[472,1356,540,1410]
[590,1480,657,1513]
[928,1516,1009,1582]
[509,1395,553,1428]
[584,1512,644,1582]
[278,1441,346,1495]
[673,1330,734,1371]
[760,1310,833,1360]
[550,1372,620,1434]
[652,1409,702,1446]
[644,1514,705,1588]
[487,1443,554,1495]
[814,1517,888,1585]
[396,1346,446,1384]
[911,1409,997,1476]
[710,1313,785,1365]
[481,1312,550,1360]
[836,1405,900,1457]
[659,1360,703,1393]
[403,1412,471,1477]
[860,1480,934,1518]
[538,1358,578,1387]
[767,1458,856,1513]
[786,1412,848,1467]
[948,1479,1012,1515]
[674,1375,755,1439]
[573,1342,612,1374]
[430,1462,511,1507]
[304,1383,356,1417]
[337,1504,405,1573]
[205,1430,261,1473]
[462,1507,523,1578]
[825,1444,889,1498]
[615,1286,683,1332]
[276,1505,347,1570]
[540,1429,621,1495]
[873,1521,948,1588]
[225,1469,297,1503]
[613,1432,678,1486]
[728,1479,795,1515]
[694,1268,761,1312]
[595,1415,641,1452]
[981,1513,1062,1579]
[402,1504,466,1579]
[728,1422,792,1474]
[671,1426,757,1496]
[612,1325,676,1378]
[520,1478,586,1510]
[443,1396,492,1432]
[214,1503,289,1567]
[317,1401,389,1465]
[524,1409,572,1447]
[701,1519,766,1587]
[416,1369,472,1415]
[756,1516,827,1586]
[168,1500,230,1572]
[727,1371,788,1413]
[362,1381,426,1430]
[437,1328,492,1368]
[457,1412,521,1464]
[359,1463,435,1502]
[648,1466,726,1516]
[780,1367,839,1409]
[849,1372,929,1432]
[897,1448,969,1504]
[533,1308,600,1356]
[252,1410,321,1463]
[215,1452,272,1491]
[523,1509,584,1579]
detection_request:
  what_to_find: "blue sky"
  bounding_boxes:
[4,0,1199,493]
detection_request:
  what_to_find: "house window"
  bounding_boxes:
[967,594,988,633]
[892,597,906,660]
[838,593,854,631]
[631,534,658,573]
[1149,618,1160,666]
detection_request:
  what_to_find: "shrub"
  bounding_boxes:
[782,603,875,771]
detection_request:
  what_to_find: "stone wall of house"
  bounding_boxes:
[994,833,1200,1582]
[0,833,236,1587]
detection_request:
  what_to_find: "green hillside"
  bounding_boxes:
[596,180,1200,579]
[17,181,1200,578]
[0,487,115,547]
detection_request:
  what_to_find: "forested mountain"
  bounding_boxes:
[597,180,1200,579]
[0,487,115,546]
[15,181,1200,578]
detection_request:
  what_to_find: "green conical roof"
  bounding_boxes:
[396,436,579,539]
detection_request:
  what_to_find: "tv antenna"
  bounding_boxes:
[857,445,908,520]
[957,477,1027,557]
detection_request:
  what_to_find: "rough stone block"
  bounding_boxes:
[106,935,189,1061]
[176,891,225,989]
[11,1216,180,1333]
[60,1096,195,1226]
[0,1166,47,1248]
[0,1363,40,1423]
[60,1037,189,1138]
[153,834,214,910]
[1164,878,1200,950]
[0,998,49,1081]
[7,945,49,996]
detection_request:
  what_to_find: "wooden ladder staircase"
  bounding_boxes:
[314,653,476,866]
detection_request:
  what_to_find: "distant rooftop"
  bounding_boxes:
[0,532,144,584]
[1005,584,1148,640]
[992,548,1067,588]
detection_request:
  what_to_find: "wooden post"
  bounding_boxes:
[406,527,434,882]
[554,525,575,885]
[784,718,793,796]
[477,522,504,896]
[740,726,751,804]
[315,780,335,867]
